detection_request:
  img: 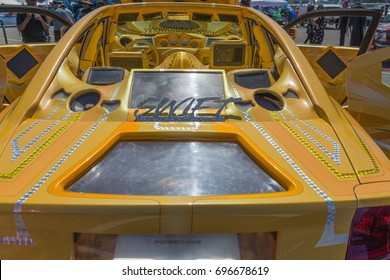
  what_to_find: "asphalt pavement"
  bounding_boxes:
[295,24,343,45]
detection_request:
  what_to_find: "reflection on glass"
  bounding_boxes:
[67,141,286,196]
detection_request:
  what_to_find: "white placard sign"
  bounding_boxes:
[114,234,241,260]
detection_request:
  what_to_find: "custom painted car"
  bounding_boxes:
[0,1,389,260]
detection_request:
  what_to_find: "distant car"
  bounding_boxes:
[366,7,388,26]
[0,12,16,27]
[322,4,342,26]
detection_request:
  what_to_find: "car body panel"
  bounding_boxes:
[0,44,56,103]
[345,46,390,158]
[0,12,16,27]
[0,3,389,260]
[0,5,72,104]
[284,9,381,104]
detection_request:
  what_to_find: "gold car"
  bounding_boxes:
[0,1,389,260]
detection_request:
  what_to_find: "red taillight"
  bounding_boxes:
[346,206,390,260]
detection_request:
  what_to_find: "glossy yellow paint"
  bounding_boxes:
[0,55,6,111]
[345,46,390,158]
[297,46,359,103]
[0,44,55,103]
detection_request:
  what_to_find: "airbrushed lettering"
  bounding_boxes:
[134,96,241,122]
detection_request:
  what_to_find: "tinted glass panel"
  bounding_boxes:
[67,141,285,196]
[129,71,224,108]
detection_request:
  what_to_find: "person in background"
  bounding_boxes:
[311,4,326,45]
[295,7,300,27]
[240,0,250,7]
[75,0,94,21]
[339,0,350,46]
[303,4,315,44]
[17,0,50,43]
[97,0,105,8]
[62,0,81,17]
[349,3,366,47]
[60,3,75,24]
[383,5,388,23]
[50,1,69,42]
